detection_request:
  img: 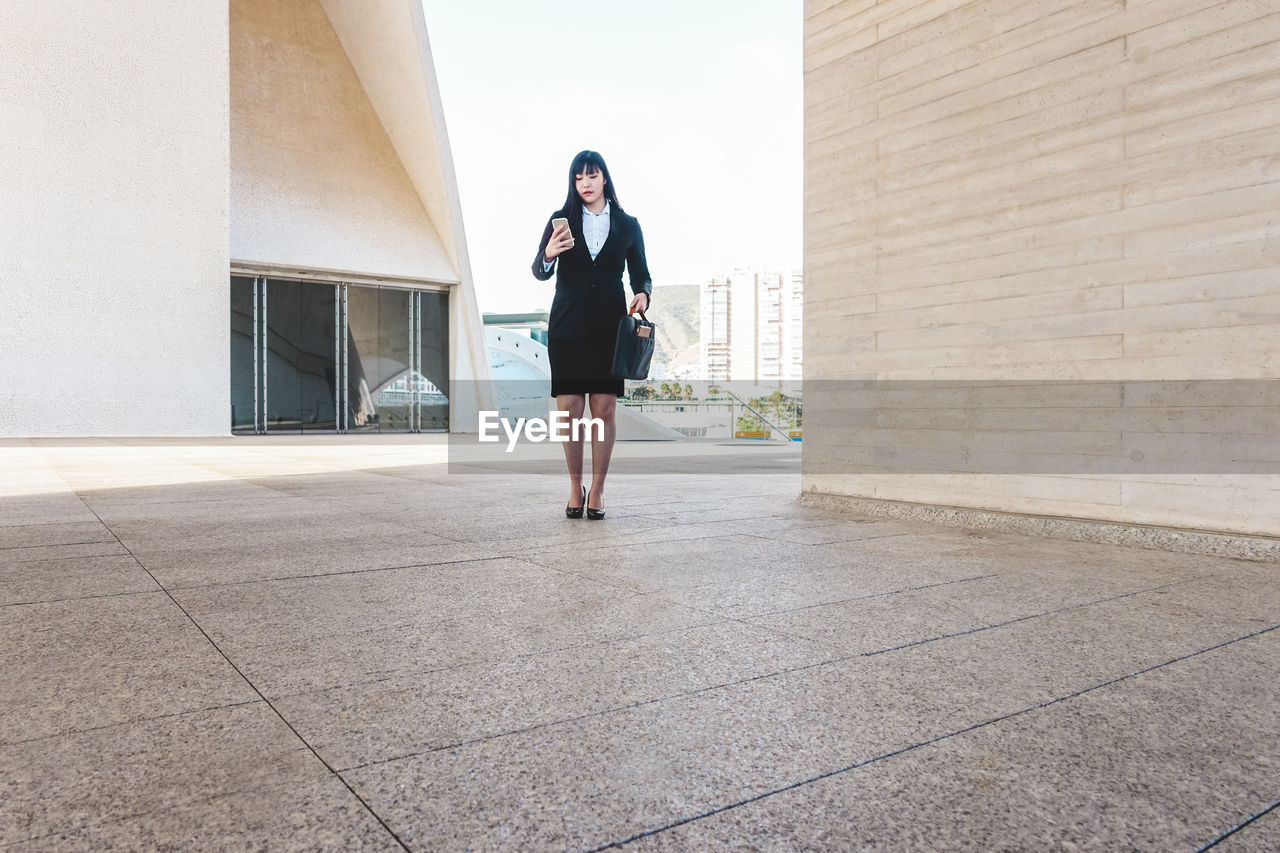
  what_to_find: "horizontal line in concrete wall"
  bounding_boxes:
[858,239,1280,313]
[805,0,1116,117]
[866,121,1276,225]
[879,1,1124,112]
[807,43,1120,151]
[1122,207,1277,259]
[873,63,1279,174]
[1124,15,1280,108]
[875,187,1125,252]
[870,181,1273,271]
[879,0,1110,82]
[1128,0,1275,58]
[1125,92,1280,160]
[807,29,1278,168]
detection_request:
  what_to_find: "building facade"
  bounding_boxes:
[1,0,490,437]
[803,0,1280,538]
[701,268,804,384]
[700,276,732,382]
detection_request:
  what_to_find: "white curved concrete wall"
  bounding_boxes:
[1,0,491,436]
[231,0,493,429]
[0,1,230,436]
[230,0,455,283]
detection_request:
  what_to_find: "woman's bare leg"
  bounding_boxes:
[587,393,618,510]
[557,394,587,507]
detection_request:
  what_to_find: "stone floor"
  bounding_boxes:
[1,435,1277,851]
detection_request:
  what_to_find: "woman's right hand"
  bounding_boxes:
[544,224,574,262]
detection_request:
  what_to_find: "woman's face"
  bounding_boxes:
[575,168,606,206]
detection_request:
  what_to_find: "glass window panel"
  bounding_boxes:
[418,290,450,430]
[375,287,413,432]
[263,278,303,433]
[345,284,381,432]
[298,283,337,432]
[232,276,447,435]
[230,276,257,433]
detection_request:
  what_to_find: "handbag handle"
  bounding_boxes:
[629,306,650,323]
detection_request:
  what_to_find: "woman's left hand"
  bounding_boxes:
[628,293,649,314]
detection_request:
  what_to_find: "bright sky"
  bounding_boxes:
[421,0,803,314]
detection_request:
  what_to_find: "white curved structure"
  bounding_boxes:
[0,0,490,436]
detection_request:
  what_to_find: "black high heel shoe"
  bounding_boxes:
[586,489,605,520]
[566,486,586,519]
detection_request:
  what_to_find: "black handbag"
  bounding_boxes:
[611,309,656,380]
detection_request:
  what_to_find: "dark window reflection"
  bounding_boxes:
[346,285,381,431]
[230,276,257,433]
[419,290,450,430]
[376,287,413,432]
[264,279,336,433]
[298,283,337,432]
[231,277,448,433]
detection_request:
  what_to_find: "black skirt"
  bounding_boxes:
[548,331,624,397]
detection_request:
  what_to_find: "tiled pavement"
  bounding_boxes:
[1,436,1277,851]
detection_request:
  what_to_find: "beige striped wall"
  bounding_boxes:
[803,0,1280,537]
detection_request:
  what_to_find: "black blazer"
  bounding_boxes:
[531,206,652,340]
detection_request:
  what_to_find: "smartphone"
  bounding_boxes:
[551,217,569,234]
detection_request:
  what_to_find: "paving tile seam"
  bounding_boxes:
[0,539,118,552]
[210,601,723,675]
[2,551,129,566]
[740,530,914,547]
[335,578,1205,774]
[1196,797,1280,851]
[859,578,1198,657]
[263,615,734,704]
[701,615,835,653]
[0,519,102,530]
[587,623,1280,853]
[254,600,707,663]
[498,555,643,593]
[744,572,1000,619]
[83,494,295,508]
[730,577,1197,659]
[511,527,918,585]
[513,532,754,565]
[623,512,792,528]
[505,553,656,593]
[0,776,342,849]
[161,553,517,592]
[0,699,265,749]
[53,486,414,852]
[0,585,164,610]
[333,637,827,774]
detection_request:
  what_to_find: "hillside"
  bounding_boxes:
[647,283,700,379]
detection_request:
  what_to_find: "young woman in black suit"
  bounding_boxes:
[532,150,652,520]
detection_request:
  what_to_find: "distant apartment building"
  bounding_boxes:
[701,268,803,383]
[700,276,732,381]
[786,270,803,379]
[758,270,805,382]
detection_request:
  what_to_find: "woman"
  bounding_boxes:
[532,150,652,520]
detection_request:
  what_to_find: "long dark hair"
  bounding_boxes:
[560,150,623,226]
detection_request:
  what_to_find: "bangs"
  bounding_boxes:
[571,150,606,178]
